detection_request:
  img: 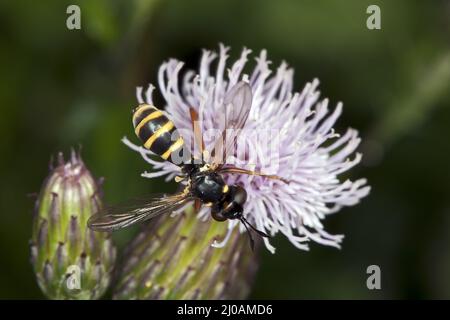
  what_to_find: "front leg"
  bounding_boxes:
[219,166,289,183]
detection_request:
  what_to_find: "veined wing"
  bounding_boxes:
[190,107,205,161]
[210,81,253,167]
[87,192,192,232]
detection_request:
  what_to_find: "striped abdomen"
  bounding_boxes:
[132,104,187,165]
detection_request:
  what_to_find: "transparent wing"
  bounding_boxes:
[190,107,205,160]
[210,81,253,166]
[87,192,192,232]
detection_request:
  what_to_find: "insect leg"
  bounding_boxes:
[219,166,289,183]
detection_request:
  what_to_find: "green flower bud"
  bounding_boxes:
[30,151,116,299]
[113,206,259,299]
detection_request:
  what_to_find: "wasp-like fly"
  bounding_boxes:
[88,82,287,249]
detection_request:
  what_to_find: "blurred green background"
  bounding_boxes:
[1,0,450,299]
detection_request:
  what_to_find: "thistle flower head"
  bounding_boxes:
[124,45,370,253]
[30,151,116,299]
[114,208,258,299]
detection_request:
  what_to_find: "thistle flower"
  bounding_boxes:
[124,44,370,254]
[30,151,116,299]
[114,207,258,299]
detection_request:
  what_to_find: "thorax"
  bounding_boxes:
[189,166,226,203]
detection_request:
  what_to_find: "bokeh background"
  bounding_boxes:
[1,0,450,299]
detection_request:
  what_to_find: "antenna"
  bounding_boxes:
[240,218,255,251]
[241,216,269,238]
[240,216,270,251]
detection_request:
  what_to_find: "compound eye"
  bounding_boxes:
[233,185,247,205]
[211,207,227,222]
[223,202,243,220]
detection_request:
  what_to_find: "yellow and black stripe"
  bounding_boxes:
[132,104,188,165]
